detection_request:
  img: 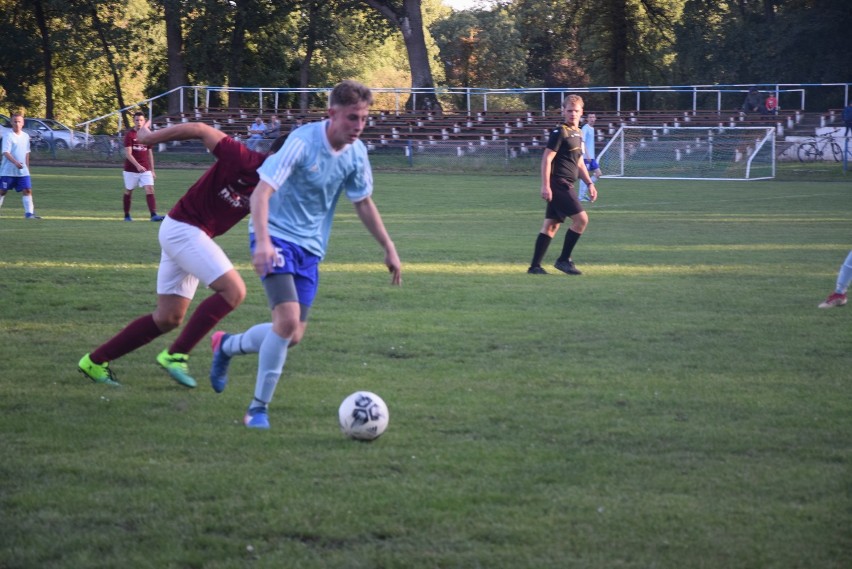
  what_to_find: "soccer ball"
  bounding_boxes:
[338,391,389,441]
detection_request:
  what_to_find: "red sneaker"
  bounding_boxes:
[818,292,847,308]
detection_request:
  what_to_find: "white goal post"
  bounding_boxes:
[597,126,775,181]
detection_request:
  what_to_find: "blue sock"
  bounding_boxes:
[250,330,290,411]
[223,322,273,356]
[836,251,852,294]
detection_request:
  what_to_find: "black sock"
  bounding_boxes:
[557,230,582,263]
[530,233,552,267]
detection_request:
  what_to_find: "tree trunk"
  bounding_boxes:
[31,0,54,119]
[299,41,315,112]
[227,1,248,109]
[763,0,774,21]
[163,0,188,116]
[609,0,629,86]
[298,1,320,112]
[89,5,129,130]
[360,0,441,111]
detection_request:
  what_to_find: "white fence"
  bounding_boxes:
[77,83,852,136]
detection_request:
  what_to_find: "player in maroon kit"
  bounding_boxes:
[79,120,287,387]
[123,111,165,222]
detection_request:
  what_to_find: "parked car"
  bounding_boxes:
[23,117,94,149]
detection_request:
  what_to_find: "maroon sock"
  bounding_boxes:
[146,193,158,216]
[169,293,235,355]
[90,314,164,364]
[123,194,132,216]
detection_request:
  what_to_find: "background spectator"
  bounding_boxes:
[741,87,764,114]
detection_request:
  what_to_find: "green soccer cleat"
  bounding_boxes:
[78,353,121,386]
[156,350,197,388]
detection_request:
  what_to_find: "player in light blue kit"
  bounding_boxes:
[0,112,41,218]
[209,80,403,429]
[818,250,852,308]
[578,112,599,202]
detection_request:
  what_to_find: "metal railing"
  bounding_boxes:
[76,83,852,136]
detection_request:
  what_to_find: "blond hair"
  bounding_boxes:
[563,94,584,109]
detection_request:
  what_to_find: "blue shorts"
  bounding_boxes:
[0,176,32,192]
[250,234,321,308]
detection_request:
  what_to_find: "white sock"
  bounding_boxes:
[22,195,34,215]
[0,194,5,211]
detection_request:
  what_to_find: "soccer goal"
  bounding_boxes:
[598,126,775,180]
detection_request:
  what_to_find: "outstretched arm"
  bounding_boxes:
[353,197,402,286]
[136,121,227,153]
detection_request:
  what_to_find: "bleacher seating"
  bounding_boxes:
[151,106,795,154]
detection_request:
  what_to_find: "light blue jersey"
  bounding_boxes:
[254,120,373,259]
[581,123,595,160]
[0,130,31,177]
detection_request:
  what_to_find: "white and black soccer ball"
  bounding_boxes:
[338,391,389,441]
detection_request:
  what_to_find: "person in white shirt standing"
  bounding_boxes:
[578,112,599,202]
[0,112,40,219]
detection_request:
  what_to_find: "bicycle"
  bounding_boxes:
[91,134,122,161]
[27,130,52,154]
[797,129,843,162]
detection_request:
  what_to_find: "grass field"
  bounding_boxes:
[0,167,850,568]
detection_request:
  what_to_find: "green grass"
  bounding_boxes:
[1,167,850,568]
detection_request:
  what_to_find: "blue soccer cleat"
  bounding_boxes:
[209,331,232,393]
[244,407,270,429]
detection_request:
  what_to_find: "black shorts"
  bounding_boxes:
[545,177,583,222]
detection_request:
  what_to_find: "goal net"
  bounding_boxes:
[598,126,775,180]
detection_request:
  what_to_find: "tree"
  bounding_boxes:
[578,0,681,87]
[430,8,526,90]
[68,0,160,128]
[161,0,187,116]
[79,0,132,128]
[0,0,40,113]
[510,0,587,108]
[672,0,851,109]
[1,0,159,127]
[287,0,392,110]
[225,0,252,108]
[30,0,56,118]
[359,0,441,110]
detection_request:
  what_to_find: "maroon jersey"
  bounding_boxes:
[168,137,267,238]
[123,129,152,172]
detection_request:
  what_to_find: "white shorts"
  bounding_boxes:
[157,216,234,298]
[123,171,155,190]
